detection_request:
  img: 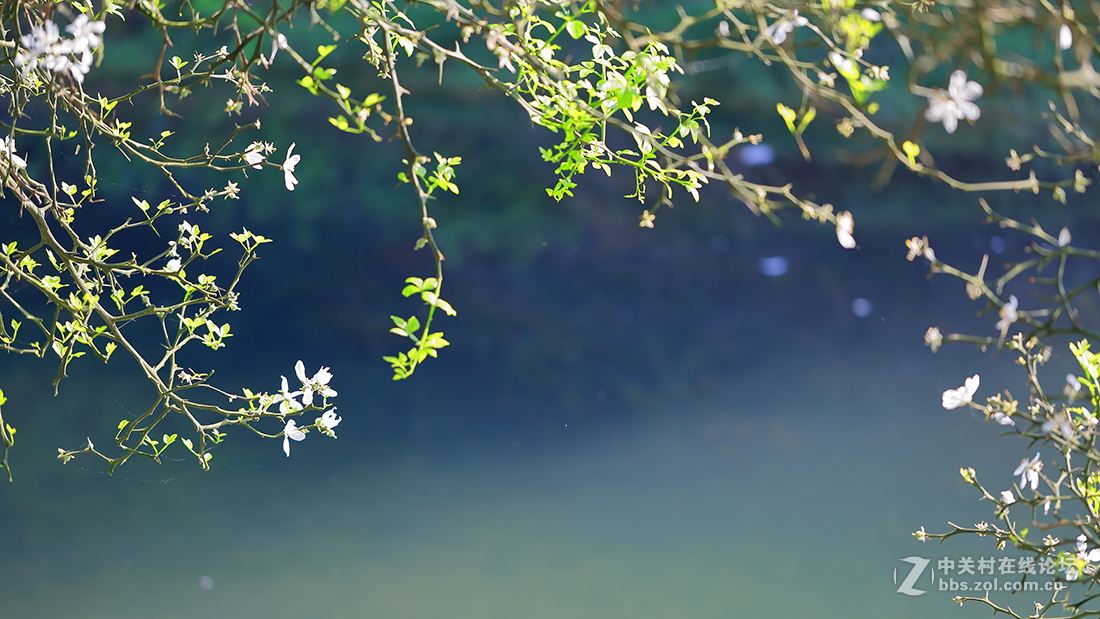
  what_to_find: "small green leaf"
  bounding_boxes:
[565,20,586,40]
[315,45,337,63]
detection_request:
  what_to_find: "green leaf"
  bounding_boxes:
[421,292,456,316]
[315,45,338,64]
[565,20,586,40]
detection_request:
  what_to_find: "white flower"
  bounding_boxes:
[164,258,182,273]
[1066,534,1100,581]
[294,360,337,407]
[924,70,983,134]
[0,137,27,169]
[282,419,306,457]
[1013,452,1042,491]
[274,374,303,415]
[319,408,341,430]
[1059,24,1073,51]
[861,8,882,21]
[1066,374,1082,401]
[1043,499,1051,515]
[243,142,265,169]
[282,143,300,191]
[1041,410,1074,441]
[836,211,856,249]
[942,374,980,410]
[1058,227,1072,247]
[65,15,105,57]
[1000,490,1015,505]
[991,412,1015,426]
[16,20,61,74]
[15,17,103,84]
[995,295,1018,336]
[765,10,808,45]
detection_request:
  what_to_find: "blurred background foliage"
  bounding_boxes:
[8,0,1097,437]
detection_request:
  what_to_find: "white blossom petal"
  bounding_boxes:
[1059,24,1073,50]
[320,408,342,430]
[283,143,300,191]
[836,211,856,249]
[942,374,979,409]
[282,419,306,457]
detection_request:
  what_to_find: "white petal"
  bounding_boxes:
[1000,490,1015,504]
[321,409,342,429]
[957,81,983,102]
[281,375,290,393]
[283,435,291,457]
[836,212,856,249]
[302,389,314,407]
[942,388,964,410]
[963,374,980,399]
[924,102,946,123]
[837,229,856,249]
[295,360,308,384]
[283,143,298,169]
[957,100,981,122]
[313,367,333,385]
[285,419,306,441]
[1059,24,1073,50]
[948,70,969,94]
[1013,457,1029,476]
[284,169,298,191]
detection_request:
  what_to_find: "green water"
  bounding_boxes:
[0,332,1040,619]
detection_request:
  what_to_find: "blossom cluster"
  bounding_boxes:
[272,360,340,457]
[243,141,301,191]
[16,15,105,84]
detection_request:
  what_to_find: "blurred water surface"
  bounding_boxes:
[0,214,1060,619]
